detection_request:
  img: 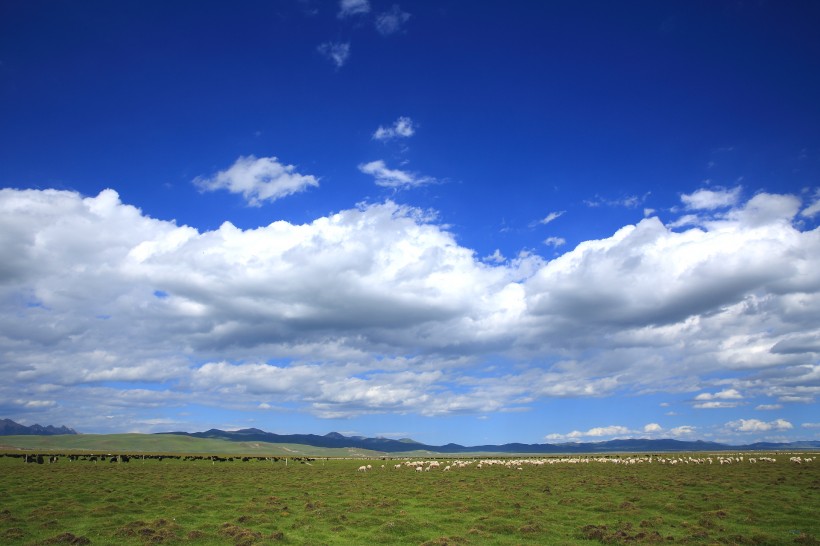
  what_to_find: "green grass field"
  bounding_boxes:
[0,434,389,458]
[1,451,817,545]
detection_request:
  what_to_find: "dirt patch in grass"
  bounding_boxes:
[794,532,820,545]
[3,527,25,540]
[639,516,664,528]
[419,536,468,546]
[115,518,181,543]
[42,532,92,545]
[581,523,666,543]
[304,500,325,511]
[219,522,262,546]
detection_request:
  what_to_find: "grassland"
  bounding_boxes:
[1,450,818,545]
[0,434,388,458]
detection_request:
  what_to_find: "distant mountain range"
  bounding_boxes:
[0,418,77,436]
[2,419,817,453]
[159,427,820,454]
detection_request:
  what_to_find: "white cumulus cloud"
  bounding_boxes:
[358,160,435,188]
[669,426,697,436]
[194,155,318,206]
[373,116,415,141]
[681,186,742,210]
[545,425,632,441]
[727,418,793,432]
[695,389,743,400]
[1,186,819,431]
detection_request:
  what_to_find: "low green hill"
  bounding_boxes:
[0,434,388,458]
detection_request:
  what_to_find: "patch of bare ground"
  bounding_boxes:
[218,522,262,546]
[3,527,25,540]
[41,532,92,545]
[581,523,667,543]
[419,536,469,546]
[640,516,664,528]
[115,518,181,543]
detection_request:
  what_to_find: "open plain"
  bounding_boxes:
[1,450,818,545]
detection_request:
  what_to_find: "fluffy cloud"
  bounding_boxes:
[1,187,819,431]
[694,389,743,408]
[545,425,632,441]
[681,186,741,210]
[802,189,820,217]
[194,155,319,206]
[373,116,415,141]
[358,160,435,188]
[525,192,818,338]
[695,389,743,400]
[726,418,794,432]
[375,5,410,35]
[338,0,369,18]
[317,41,351,68]
[669,426,697,436]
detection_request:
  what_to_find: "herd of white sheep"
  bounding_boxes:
[354,454,815,472]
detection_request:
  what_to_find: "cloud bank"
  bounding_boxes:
[0,187,818,435]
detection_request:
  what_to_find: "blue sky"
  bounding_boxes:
[1,0,818,445]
